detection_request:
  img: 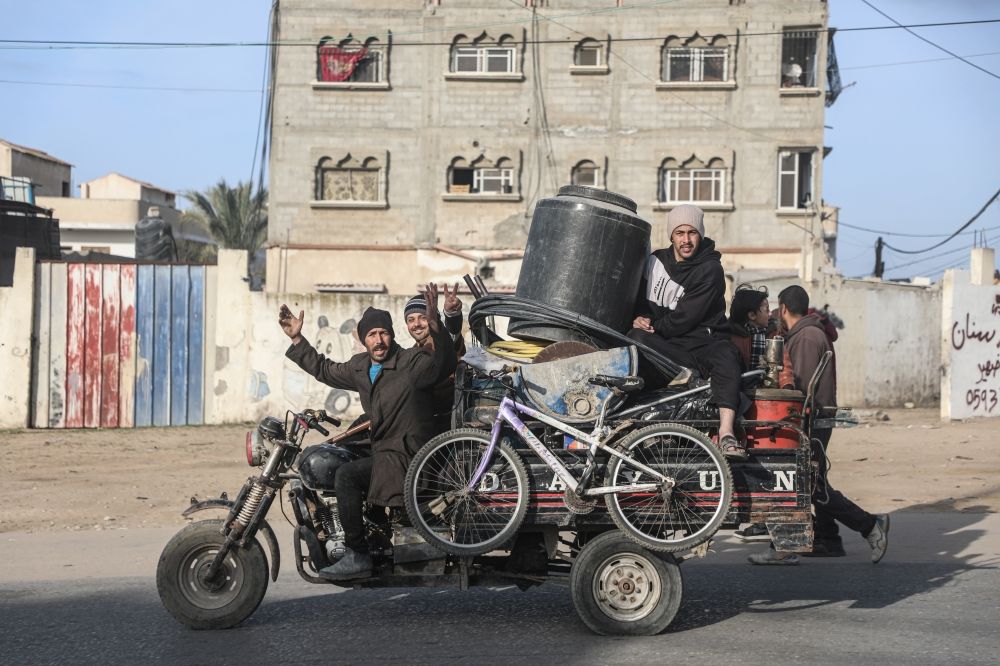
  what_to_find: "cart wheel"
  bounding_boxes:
[570,531,682,636]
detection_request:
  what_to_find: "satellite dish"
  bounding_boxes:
[782,62,803,81]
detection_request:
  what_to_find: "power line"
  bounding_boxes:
[859,0,1000,81]
[1,16,998,50]
[0,78,258,93]
[840,50,1000,71]
[4,46,1000,95]
[837,219,1000,238]
[882,186,1000,254]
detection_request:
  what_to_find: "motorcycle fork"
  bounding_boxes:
[204,476,272,586]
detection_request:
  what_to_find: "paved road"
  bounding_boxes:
[2,511,998,665]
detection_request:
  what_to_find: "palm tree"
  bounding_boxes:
[184,179,267,285]
[184,179,267,253]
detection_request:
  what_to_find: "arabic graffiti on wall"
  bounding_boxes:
[948,292,1000,418]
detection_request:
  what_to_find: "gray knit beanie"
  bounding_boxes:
[667,204,705,239]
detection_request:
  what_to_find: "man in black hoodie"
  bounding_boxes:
[627,204,745,458]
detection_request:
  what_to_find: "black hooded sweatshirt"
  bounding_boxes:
[634,237,729,339]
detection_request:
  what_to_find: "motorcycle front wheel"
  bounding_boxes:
[156,519,269,630]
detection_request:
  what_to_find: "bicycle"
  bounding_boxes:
[404,369,733,556]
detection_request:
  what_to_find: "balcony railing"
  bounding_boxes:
[0,176,35,204]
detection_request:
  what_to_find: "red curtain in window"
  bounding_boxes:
[319,47,368,82]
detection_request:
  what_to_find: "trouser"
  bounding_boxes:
[334,456,374,553]
[811,428,877,542]
[627,328,742,410]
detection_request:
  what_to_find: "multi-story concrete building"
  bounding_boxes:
[267,0,841,294]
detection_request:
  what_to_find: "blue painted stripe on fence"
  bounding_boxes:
[170,267,190,425]
[152,265,172,426]
[186,266,205,425]
[134,265,155,427]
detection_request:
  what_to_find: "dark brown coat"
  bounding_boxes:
[285,321,456,507]
[785,315,837,409]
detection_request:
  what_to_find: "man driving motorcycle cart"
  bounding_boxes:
[279,283,456,580]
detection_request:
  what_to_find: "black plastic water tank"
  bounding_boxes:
[509,185,651,342]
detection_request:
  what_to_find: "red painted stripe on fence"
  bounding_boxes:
[65,264,85,428]
[100,264,121,428]
[118,265,136,428]
[83,264,103,428]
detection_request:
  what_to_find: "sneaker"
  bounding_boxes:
[747,551,799,566]
[864,514,890,564]
[319,546,373,581]
[719,434,749,460]
[801,540,847,557]
[735,523,771,542]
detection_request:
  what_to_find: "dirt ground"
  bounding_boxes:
[1,408,997,534]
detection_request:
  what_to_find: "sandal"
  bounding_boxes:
[719,434,749,459]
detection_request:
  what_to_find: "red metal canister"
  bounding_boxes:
[744,388,805,450]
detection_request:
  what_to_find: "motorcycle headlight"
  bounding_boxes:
[245,430,269,467]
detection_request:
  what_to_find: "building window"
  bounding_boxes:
[571,160,602,188]
[314,153,387,207]
[781,29,818,88]
[574,39,604,67]
[777,150,814,210]
[449,33,519,76]
[447,156,517,197]
[317,36,386,84]
[659,156,727,205]
[661,34,730,83]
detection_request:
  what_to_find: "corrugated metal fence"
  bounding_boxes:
[31,261,205,428]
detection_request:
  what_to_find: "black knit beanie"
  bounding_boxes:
[357,307,394,340]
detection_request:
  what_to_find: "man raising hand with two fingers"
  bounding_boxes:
[279,283,456,581]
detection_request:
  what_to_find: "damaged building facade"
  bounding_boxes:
[267,0,842,294]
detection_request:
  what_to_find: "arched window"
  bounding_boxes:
[450,32,518,74]
[573,38,604,68]
[317,35,385,83]
[316,154,384,204]
[448,155,516,195]
[661,33,730,83]
[659,155,727,205]
[571,160,602,188]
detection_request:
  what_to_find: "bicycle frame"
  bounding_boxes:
[467,396,671,497]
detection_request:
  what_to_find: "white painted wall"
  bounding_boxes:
[0,246,951,430]
[0,248,36,427]
[940,264,1000,420]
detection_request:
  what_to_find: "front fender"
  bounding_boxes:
[182,498,281,582]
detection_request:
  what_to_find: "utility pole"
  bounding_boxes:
[873,236,885,278]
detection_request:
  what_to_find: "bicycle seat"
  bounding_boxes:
[588,375,644,392]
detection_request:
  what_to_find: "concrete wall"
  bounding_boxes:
[210,250,419,424]
[940,255,1000,420]
[818,276,941,408]
[4,247,946,431]
[0,248,36,427]
[270,0,834,293]
[1,146,71,197]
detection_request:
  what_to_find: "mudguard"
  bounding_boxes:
[182,498,281,582]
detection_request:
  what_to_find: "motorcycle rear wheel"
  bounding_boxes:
[156,519,269,630]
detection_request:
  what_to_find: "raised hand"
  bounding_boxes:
[422,283,441,332]
[279,304,305,343]
[442,282,463,313]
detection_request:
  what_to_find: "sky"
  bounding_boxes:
[1,0,998,280]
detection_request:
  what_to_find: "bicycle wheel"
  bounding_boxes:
[605,423,732,552]
[404,428,530,556]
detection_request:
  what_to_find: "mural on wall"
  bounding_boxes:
[945,284,1000,419]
